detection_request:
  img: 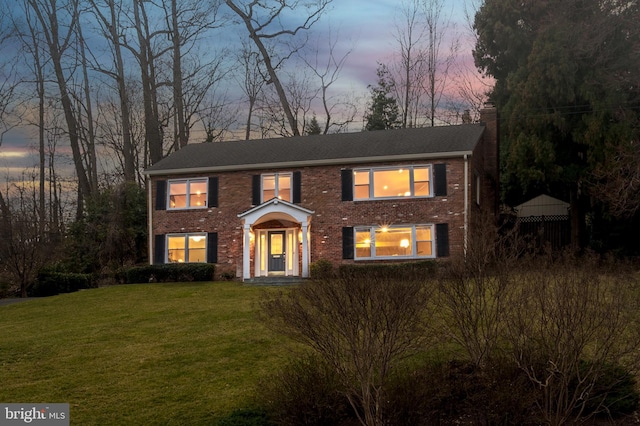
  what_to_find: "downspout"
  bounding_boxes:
[147,177,153,265]
[463,154,469,258]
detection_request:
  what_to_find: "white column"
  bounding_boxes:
[301,222,309,277]
[243,223,251,280]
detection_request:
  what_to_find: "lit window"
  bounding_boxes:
[353,225,434,259]
[167,234,207,263]
[262,173,292,202]
[168,179,207,209]
[353,166,432,200]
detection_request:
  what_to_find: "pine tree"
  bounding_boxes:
[305,115,322,135]
[364,64,401,131]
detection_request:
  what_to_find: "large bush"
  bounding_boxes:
[30,272,94,297]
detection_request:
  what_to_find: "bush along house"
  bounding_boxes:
[144,104,499,281]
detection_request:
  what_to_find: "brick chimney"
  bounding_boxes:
[480,102,500,216]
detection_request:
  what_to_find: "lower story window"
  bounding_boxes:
[167,233,207,263]
[355,225,434,260]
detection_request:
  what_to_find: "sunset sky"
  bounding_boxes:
[0,0,481,179]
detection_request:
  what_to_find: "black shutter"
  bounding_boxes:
[208,177,218,208]
[292,171,301,203]
[252,175,261,205]
[207,233,218,263]
[154,234,166,264]
[434,163,447,196]
[341,169,353,201]
[155,180,166,210]
[436,223,449,257]
[342,227,354,259]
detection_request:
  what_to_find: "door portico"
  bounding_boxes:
[238,199,314,281]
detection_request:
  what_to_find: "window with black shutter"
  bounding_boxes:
[434,163,447,197]
[342,227,354,259]
[341,169,353,201]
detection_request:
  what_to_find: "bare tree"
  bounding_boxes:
[391,0,428,128]
[0,179,55,297]
[302,27,357,134]
[225,0,333,136]
[236,41,266,140]
[262,275,433,426]
[26,0,97,210]
[422,0,459,126]
[88,0,137,182]
[506,254,640,425]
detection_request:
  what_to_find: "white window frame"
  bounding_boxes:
[167,178,208,210]
[166,233,207,263]
[354,224,435,260]
[353,165,433,200]
[261,172,293,203]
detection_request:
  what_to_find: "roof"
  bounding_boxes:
[516,194,570,217]
[145,124,486,176]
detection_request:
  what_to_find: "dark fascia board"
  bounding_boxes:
[144,150,474,177]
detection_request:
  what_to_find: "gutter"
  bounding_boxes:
[464,154,469,257]
[147,176,153,265]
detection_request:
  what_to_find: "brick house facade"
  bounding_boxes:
[144,105,499,281]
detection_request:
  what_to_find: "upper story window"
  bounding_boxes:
[167,233,207,263]
[262,173,292,203]
[353,165,432,200]
[354,224,434,260]
[168,178,207,209]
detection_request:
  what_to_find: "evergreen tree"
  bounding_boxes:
[474,0,640,249]
[364,64,401,131]
[305,115,322,135]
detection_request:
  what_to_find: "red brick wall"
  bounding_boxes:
[150,157,471,275]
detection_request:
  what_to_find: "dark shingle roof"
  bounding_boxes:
[145,124,485,175]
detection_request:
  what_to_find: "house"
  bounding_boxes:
[143,105,499,281]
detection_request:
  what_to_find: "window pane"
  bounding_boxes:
[278,174,291,202]
[375,227,412,257]
[169,182,187,208]
[417,241,432,256]
[187,235,207,262]
[354,171,370,200]
[355,229,372,258]
[414,167,431,196]
[416,226,433,256]
[167,236,186,263]
[373,169,410,198]
[262,175,276,201]
[189,181,207,208]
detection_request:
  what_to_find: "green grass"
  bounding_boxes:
[0,282,289,425]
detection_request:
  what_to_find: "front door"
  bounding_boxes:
[268,231,286,274]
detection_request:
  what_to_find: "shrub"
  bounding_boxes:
[309,259,335,279]
[385,358,538,425]
[337,260,437,280]
[261,276,433,425]
[259,355,352,426]
[30,272,94,297]
[117,264,215,284]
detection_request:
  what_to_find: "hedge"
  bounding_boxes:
[118,263,216,284]
[30,272,95,297]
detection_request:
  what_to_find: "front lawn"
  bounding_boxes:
[0,282,287,425]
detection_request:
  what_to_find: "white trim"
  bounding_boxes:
[238,199,314,281]
[354,224,436,260]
